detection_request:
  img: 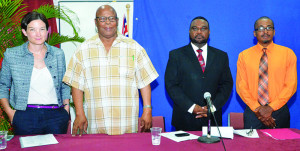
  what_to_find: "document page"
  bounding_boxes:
[260,128,300,140]
[202,126,234,139]
[234,129,259,138]
[19,134,58,148]
[160,131,199,142]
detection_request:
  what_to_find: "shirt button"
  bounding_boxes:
[49,66,52,68]
[53,76,56,79]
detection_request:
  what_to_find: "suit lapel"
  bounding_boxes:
[205,46,216,73]
[182,44,204,75]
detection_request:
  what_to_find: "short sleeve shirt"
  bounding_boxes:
[63,34,158,135]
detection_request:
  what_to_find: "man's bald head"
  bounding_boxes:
[96,5,118,18]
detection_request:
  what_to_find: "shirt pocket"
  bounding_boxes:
[111,56,135,78]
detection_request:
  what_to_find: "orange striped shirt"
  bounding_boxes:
[236,42,297,111]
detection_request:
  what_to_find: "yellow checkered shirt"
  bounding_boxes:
[63,34,158,135]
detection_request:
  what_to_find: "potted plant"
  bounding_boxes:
[0,0,85,134]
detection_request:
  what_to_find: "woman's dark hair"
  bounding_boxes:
[21,12,49,30]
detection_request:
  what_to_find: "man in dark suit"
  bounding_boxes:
[165,16,233,131]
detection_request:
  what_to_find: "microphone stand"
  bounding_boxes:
[197,101,220,143]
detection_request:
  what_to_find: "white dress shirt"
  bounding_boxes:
[188,42,208,114]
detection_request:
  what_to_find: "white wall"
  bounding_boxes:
[58,0,134,64]
[57,1,133,133]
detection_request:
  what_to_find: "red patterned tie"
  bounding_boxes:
[258,48,269,105]
[197,49,205,72]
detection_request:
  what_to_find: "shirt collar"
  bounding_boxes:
[256,41,274,53]
[113,32,130,44]
[21,41,53,56]
[191,42,208,54]
[93,32,129,47]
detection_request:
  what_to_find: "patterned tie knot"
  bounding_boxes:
[262,48,267,53]
[197,49,203,53]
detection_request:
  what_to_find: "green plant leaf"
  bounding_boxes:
[34,4,84,43]
[0,0,85,134]
[47,32,85,46]
[0,0,27,58]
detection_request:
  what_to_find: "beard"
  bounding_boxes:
[261,34,271,44]
[190,34,208,45]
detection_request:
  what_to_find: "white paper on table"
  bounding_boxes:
[233,129,259,138]
[19,134,58,148]
[202,126,234,139]
[160,131,199,142]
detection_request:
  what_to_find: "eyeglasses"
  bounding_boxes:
[190,26,208,32]
[255,26,274,32]
[95,16,118,22]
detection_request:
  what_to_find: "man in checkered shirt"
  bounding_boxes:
[63,5,158,135]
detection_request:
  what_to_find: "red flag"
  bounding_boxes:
[0,58,3,69]
[122,15,129,37]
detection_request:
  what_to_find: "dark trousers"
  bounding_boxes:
[174,110,222,131]
[12,107,69,135]
[244,104,290,129]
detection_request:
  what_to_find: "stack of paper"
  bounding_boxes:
[233,129,259,138]
[260,128,300,140]
[19,134,58,148]
[160,131,199,142]
[202,126,234,139]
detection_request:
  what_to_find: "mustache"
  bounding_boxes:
[261,34,270,37]
[194,34,204,39]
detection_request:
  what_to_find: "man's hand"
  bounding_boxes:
[255,105,276,128]
[140,108,152,132]
[71,87,87,136]
[72,114,88,136]
[193,105,208,118]
[139,84,152,132]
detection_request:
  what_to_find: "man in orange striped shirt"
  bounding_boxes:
[236,16,297,129]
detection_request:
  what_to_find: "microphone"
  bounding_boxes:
[198,92,221,144]
[199,92,226,150]
[204,92,216,113]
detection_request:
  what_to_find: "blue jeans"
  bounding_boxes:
[12,107,69,135]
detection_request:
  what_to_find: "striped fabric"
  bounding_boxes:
[197,49,205,72]
[63,34,158,135]
[258,48,269,106]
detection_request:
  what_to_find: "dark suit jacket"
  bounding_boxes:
[165,43,233,131]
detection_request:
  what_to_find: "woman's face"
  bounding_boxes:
[22,19,48,45]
